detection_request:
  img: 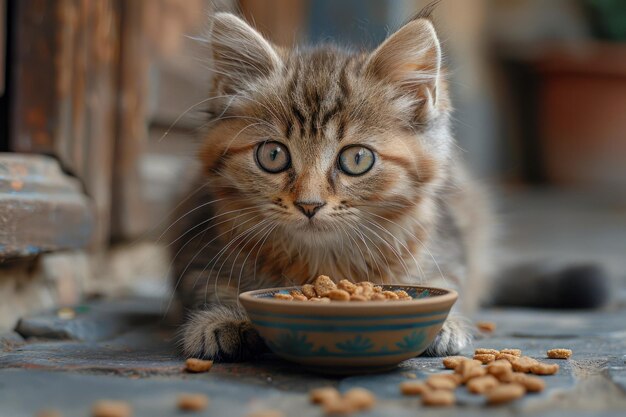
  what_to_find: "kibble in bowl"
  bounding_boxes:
[239,278,458,374]
[271,276,415,302]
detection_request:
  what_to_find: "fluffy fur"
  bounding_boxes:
[171,12,490,361]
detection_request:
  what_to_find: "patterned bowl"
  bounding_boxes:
[239,284,457,374]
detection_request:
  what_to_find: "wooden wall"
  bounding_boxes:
[7,0,213,246]
[10,0,119,246]
[239,0,307,46]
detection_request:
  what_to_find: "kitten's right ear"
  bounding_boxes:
[210,13,282,94]
[364,18,442,120]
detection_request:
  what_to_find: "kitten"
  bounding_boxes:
[170,11,490,361]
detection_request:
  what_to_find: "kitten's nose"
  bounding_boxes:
[294,201,326,219]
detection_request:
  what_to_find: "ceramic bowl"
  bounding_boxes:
[239,284,457,373]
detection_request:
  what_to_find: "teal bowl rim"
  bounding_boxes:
[239,284,458,316]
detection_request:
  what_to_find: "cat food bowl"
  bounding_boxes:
[239,284,457,374]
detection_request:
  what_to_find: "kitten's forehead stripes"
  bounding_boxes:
[284,48,356,141]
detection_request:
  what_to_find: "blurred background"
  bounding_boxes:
[0,0,625,329]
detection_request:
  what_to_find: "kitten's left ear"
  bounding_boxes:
[364,18,442,119]
[210,13,283,94]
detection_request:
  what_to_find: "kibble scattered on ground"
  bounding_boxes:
[309,386,376,415]
[184,358,213,373]
[547,348,572,359]
[398,347,570,407]
[91,400,132,417]
[177,393,210,411]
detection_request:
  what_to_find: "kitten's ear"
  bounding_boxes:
[364,18,442,119]
[210,13,282,94]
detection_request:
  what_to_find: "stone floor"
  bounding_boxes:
[1,188,626,417]
[1,297,626,417]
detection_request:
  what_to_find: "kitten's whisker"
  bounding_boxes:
[181,213,265,298]
[214,93,239,121]
[166,206,261,248]
[325,223,347,279]
[221,122,267,155]
[205,114,277,130]
[201,219,271,305]
[349,222,385,282]
[198,114,281,137]
[366,211,447,285]
[155,197,230,244]
[252,223,279,284]
[197,109,279,133]
[335,222,369,282]
[158,94,236,143]
[207,88,283,128]
[360,217,425,281]
[127,182,210,249]
[232,84,283,122]
[236,222,278,294]
[351,202,412,212]
[331,223,350,280]
[169,209,264,273]
[225,220,275,290]
[402,216,435,247]
[333,222,345,254]
[164,212,264,315]
[355,219,414,281]
[345,220,390,281]
[203,219,269,303]
[361,217,416,278]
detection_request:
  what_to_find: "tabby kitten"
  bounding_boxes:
[171,12,490,361]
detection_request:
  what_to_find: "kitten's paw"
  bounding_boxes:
[181,306,267,362]
[422,315,472,357]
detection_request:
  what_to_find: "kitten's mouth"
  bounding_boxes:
[294,218,332,232]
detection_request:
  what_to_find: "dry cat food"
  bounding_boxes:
[91,400,132,417]
[398,347,565,407]
[426,374,460,390]
[343,388,377,411]
[495,352,519,363]
[486,383,526,405]
[530,362,560,375]
[456,359,487,382]
[473,353,496,364]
[399,381,429,396]
[476,321,496,332]
[500,349,522,357]
[185,358,213,373]
[511,356,538,373]
[486,359,513,378]
[177,393,210,411]
[547,348,572,359]
[273,275,413,302]
[442,356,466,370]
[466,375,500,394]
[509,373,546,392]
[421,390,455,406]
[309,386,376,415]
[309,387,342,405]
[475,348,499,356]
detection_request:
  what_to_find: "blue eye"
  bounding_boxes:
[338,145,375,176]
[256,141,291,173]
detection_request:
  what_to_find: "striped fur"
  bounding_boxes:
[171,13,490,361]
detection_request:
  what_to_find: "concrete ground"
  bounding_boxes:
[1,188,626,417]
